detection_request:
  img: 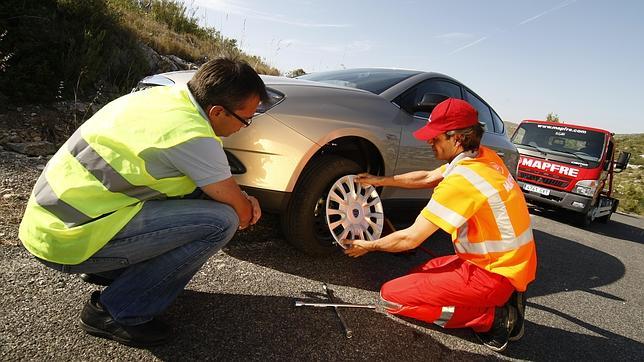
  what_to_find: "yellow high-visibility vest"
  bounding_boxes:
[19,85,221,264]
[421,147,537,291]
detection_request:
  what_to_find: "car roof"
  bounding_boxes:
[138,68,465,101]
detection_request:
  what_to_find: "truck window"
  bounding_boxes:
[512,123,606,168]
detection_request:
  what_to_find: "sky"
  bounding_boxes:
[192,0,643,134]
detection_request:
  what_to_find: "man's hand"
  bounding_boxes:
[354,173,386,187]
[201,178,253,229]
[243,191,262,225]
[341,239,372,258]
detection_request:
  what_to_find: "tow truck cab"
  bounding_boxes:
[510,120,630,226]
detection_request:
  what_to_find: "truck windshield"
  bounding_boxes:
[511,123,606,167]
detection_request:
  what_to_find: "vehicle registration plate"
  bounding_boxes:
[524,183,550,196]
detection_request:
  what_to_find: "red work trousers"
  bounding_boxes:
[380,255,514,332]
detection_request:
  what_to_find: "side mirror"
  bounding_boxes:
[614,151,631,172]
[414,93,448,113]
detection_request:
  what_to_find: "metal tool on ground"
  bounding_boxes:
[323,283,352,338]
[294,301,376,309]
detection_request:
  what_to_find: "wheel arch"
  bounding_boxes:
[294,136,386,190]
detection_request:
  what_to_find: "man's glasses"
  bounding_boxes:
[222,105,253,127]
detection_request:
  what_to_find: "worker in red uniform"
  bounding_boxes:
[343,98,537,352]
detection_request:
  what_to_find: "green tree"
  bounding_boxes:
[546,112,560,123]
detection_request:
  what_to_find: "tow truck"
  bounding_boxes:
[510,120,630,226]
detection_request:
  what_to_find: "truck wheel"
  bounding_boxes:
[598,201,617,224]
[281,156,362,256]
[597,212,612,224]
[579,206,596,227]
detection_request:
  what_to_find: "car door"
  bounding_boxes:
[381,78,463,201]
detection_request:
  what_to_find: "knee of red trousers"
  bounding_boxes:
[380,285,443,324]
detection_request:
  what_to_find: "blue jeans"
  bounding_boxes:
[44,198,238,325]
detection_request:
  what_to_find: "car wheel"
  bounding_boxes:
[282,155,362,256]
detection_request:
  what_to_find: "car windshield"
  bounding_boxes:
[511,122,606,165]
[298,69,420,94]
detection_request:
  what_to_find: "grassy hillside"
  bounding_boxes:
[0,0,279,104]
[613,134,643,214]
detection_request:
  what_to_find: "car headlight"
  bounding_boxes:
[256,88,284,113]
[572,179,598,197]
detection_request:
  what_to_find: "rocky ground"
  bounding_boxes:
[0,149,44,246]
[0,100,111,245]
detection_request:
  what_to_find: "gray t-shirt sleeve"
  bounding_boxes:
[154,137,232,187]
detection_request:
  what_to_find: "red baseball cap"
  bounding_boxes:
[413,98,479,141]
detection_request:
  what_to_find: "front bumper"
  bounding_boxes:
[518,181,593,214]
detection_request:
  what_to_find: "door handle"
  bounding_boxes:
[496,152,505,157]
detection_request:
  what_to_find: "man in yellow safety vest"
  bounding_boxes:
[19,57,268,347]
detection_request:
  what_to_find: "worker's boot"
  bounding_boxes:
[80,291,170,347]
[509,291,526,341]
[475,304,517,352]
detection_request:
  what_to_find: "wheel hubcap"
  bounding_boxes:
[325,175,384,248]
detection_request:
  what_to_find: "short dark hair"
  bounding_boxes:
[445,123,484,152]
[187,57,269,110]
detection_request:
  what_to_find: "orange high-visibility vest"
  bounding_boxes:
[421,146,537,291]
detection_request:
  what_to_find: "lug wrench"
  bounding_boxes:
[294,301,376,309]
[324,283,352,339]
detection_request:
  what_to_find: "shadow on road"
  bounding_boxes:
[528,229,626,300]
[147,290,488,361]
[504,304,644,360]
[529,207,643,244]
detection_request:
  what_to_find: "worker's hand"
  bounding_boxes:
[341,239,371,258]
[354,173,385,187]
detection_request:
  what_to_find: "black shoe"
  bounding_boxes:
[509,291,526,341]
[475,304,517,352]
[80,291,170,347]
[80,273,114,286]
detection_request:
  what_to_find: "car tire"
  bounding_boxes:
[282,155,362,256]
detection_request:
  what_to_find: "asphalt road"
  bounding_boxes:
[1,208,643,361]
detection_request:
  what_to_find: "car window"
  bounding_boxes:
[464,90,493,132]
[298,69,420,94]
[395,79,462,118]
[491,110,505,134]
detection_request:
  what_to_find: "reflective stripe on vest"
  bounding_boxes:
[33,167,93,227]
[456,227,534,254]
[425,199,467,228]
[34,132,167,227]
[67,131,165,201]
